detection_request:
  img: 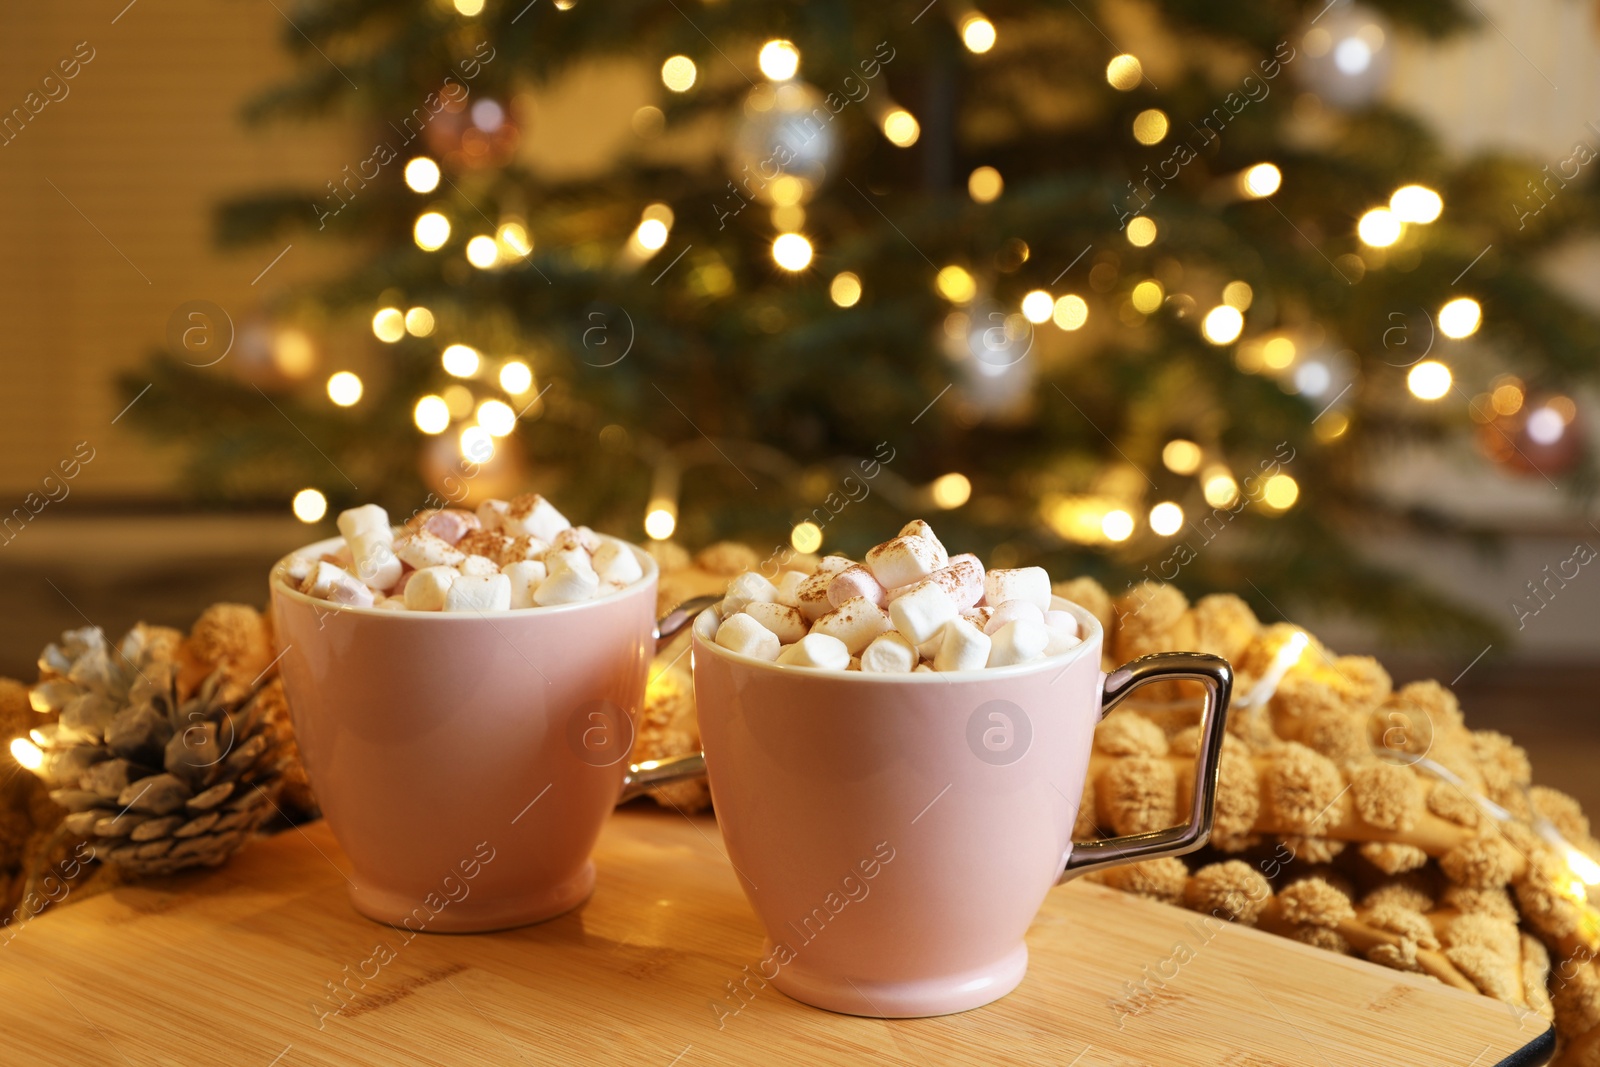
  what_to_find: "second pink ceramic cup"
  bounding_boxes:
[689,596,1232,1017]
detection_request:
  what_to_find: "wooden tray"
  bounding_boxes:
[0,809,1554,1066]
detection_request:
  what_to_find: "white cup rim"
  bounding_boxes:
[691,595,1102,682]
[270,531,658,620]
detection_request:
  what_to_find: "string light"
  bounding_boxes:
[371,307,405,343]
[10,737,44,771]
[1020,290,1054,324]
[1130,280,1164,314]
[967,166,1003,203]
[1149,501,1184,536]
[1162,439,1202,474]
[644,502,677,540]
[771,204,805,232]
[1132,109,1169,145]
[1390,184,1442,223]
[460,425,494,462]
[466,235,499,269]
[1126,217,1157,247]
[1407,360,1452,400]
[414,395,450,434]
[452,0,484,14]
[476,399,516,437]
[404,307,435,336]
[634,219,669,252]
[404,157,440,194]
[1102,509,1135,542]
[1052,294,1089,330]
[1106,54,1142,91]
[772,232,813,271]
[1527,405,1566,445]
[414,212,451,251]
[1262,473,1299,511]
[496,221,532,258]
[960,15,997,53]
[292,488,328,523]
[1438,297,1482,339]
[442,384,474,418]
[442,343,481,377]
[326,371,363,407]
[882,109,920,147]
[499,360,533,394]
[661,55,697,92]
[1492,379,1524,416]
[758,39,800,81]
[830,272,862,307]
[931,472,972,509]
[1357,208,1402,248]
[791,521,823,553]
[1203,468,1240,507]
[1263,336,1296,369]
[1241,164,1281,198]
[935,265,976,303]
[1222,281,1253,310]
[1201,305,1244,344]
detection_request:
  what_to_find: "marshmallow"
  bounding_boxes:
[983,567,1052,612]
[301,561,375,608]
[550,526,602,554]
[934,618,992,672]
[1044,610,1080,638]
[776,632,851,670]
[913,663,936,673]
[337,506,401,592]
[723,571,778,614]
[887,579,958,644]
[814,555,854,578]
[962,606,995,631]
[988,618,1049,668]
[1045,627,1082,656]
[403,566,458,611]
[811,596,892,655]
[716,612,782,661]
[503,493,570,541]
[745,601,808,644]
[827,564,887,609]
[460,554,500,577]
[898,520,949,568]
[917,630,945,660]
[865,535,942,591]
[444,573,512,612]
[859,631,918,674]
[774,570,808,607]
[457,530,514,564]
[280,555,315,584]
[534,563,599,605]
[395,530,466,570]
[591,542,643,586]
[476,499,510,531]
[794,570,836,621]
[374,597,406,611]
[921,557,984,611]
[337,504,391,542]
[545,546,594,575]
[502,560,548,609]
[420,508,479,545]
[985,599,1045,636]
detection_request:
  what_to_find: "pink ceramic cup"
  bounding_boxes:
[270,534,708,933]
[689,596,1232,1018]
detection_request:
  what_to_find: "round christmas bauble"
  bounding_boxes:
[1478,394,1584,477]
[727,81,837,205]
[422,97,520,169]
[1294,1,1394,109]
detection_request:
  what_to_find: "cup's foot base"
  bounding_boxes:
[348,861,596,934]
[769,943,1028,1018]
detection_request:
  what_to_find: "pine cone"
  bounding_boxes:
[28,623,290,877]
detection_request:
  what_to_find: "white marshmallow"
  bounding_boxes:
[917,630,945,660]
[1044,610,1080,638]
[859,631,918,674]
[962,606,996,631]
[865,535,942,590]
[395,530,466,570]
[887,579,958,644]
[280,555,315,584]
[983,567,1052,612]
[503,493,570,541]
[502,560,548,609]
[1045,627,1082,656]
[716,612,782,661]
[794,570,836,621]
[776,632,851,670]
[811,596,892,655]
[814,555,854,578]
[444,573,512,612]
[774,570,808,607]
[723,571,778,614]
[475,499,510,531]
[985,599,1045,636]
[898,520,949,567]
[301,561,375,608]
[744,601,808,644]
[337,505,401,591]
[922,557,984,610]
[591,542,643,586]
[337,504,391,542]
[534,564,599,605]
[403,566,458,611]
[550,525,602,554]
[545,546,595,577]
[460,554,500,577]
[827,564,887,609]
[988,618,1049,667]
[934,618,992,672]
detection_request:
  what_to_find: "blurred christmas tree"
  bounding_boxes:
[124,0,1600,643]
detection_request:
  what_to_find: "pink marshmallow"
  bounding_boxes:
[422,508,480,545]
[827,564,887,609]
